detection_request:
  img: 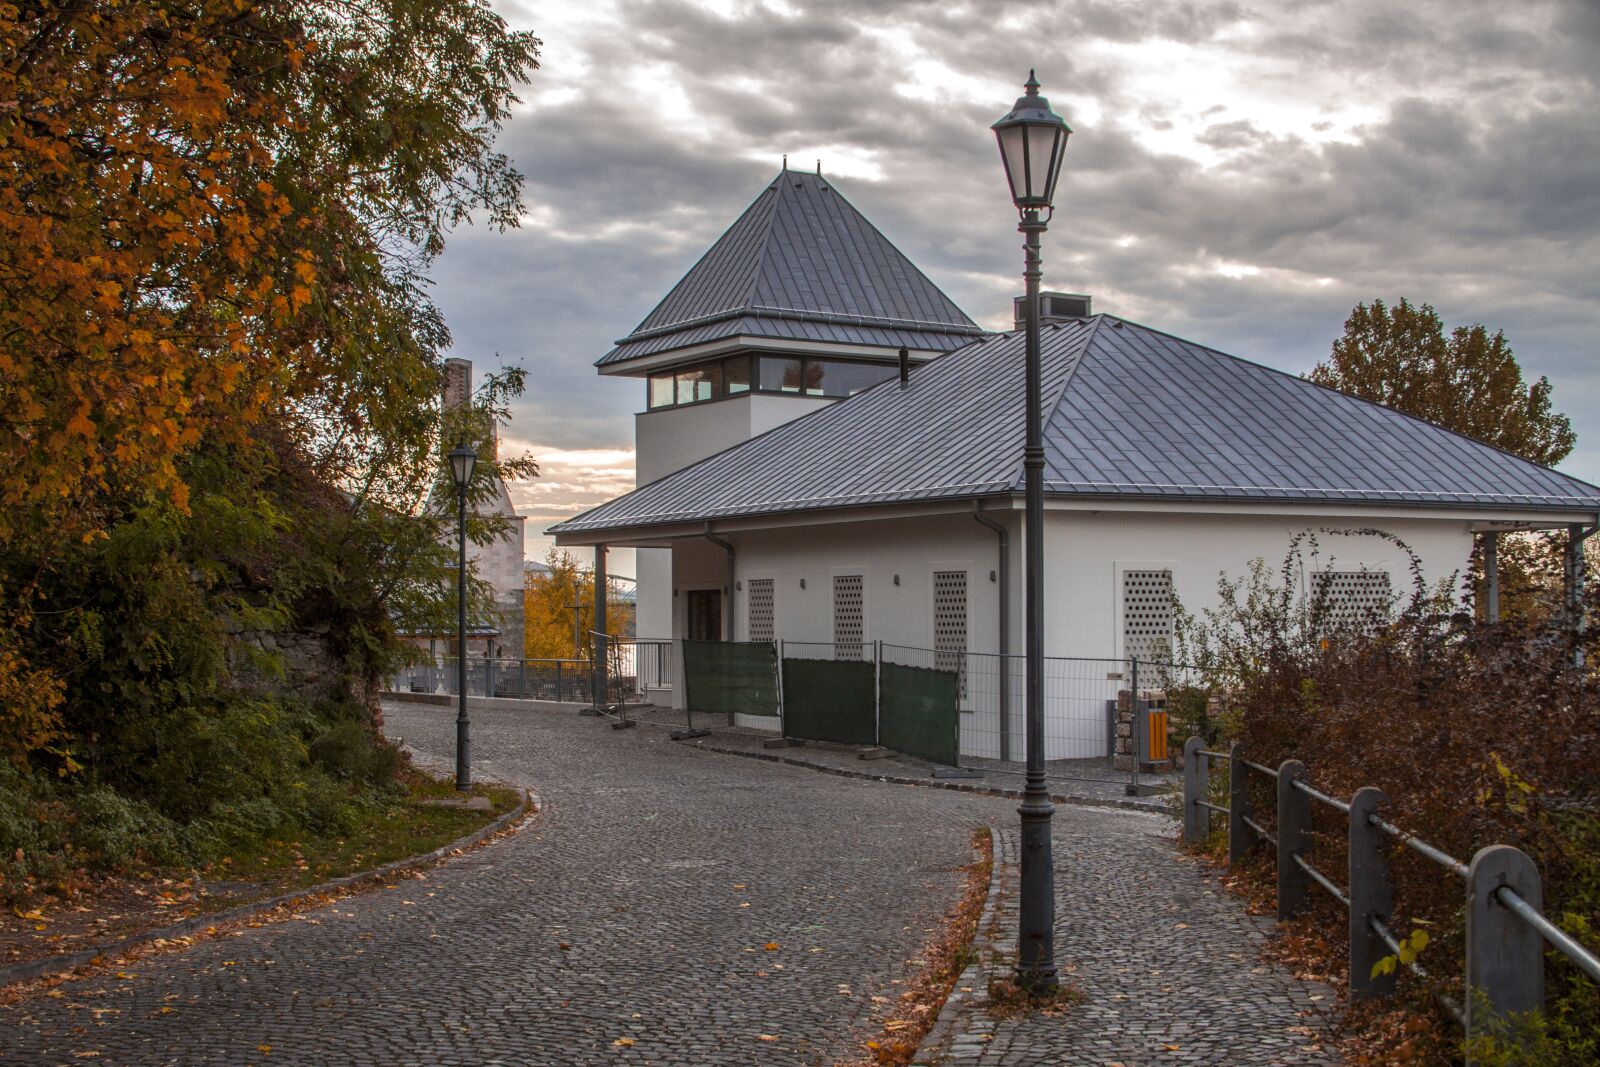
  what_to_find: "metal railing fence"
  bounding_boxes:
[1182,737,1600,1052]
[389,654,595,703]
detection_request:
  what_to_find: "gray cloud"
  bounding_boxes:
[426,0,1600,561]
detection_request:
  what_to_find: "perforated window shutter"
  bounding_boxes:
[1123,569,1174,666]
[747,578,775,642]
[833,575,864,660]
[933,570,968,695]
[1311,569,1392,628]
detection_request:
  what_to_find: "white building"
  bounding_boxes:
[551,172,1600,757]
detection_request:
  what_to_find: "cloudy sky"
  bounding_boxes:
[431,0,1600,574]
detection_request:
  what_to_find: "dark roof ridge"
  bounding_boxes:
[1097,313,1600,496]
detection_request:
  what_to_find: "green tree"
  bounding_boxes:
[1307,298,1574,466]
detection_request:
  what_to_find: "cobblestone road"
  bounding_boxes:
[4,702,1335,1066]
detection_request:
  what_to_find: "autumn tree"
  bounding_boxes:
[1307,298,1574,466]
[524,548,635,660]
[0,0,538,759]
[1309,299,1580,621]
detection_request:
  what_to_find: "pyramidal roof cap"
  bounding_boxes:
[599,170,983,367]
[555,314,1600,536]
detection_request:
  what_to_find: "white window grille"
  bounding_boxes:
[747,578,775,643]
[933,570,968,694]
[833,574,865,660]
[1311,569,1392,629]
[1123,568,1175,667]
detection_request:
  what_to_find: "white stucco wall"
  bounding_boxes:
[661,506,1477,758]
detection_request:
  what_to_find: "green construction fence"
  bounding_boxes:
[780,657,876,745]
[682,639,779,717]
[877,661,960,767]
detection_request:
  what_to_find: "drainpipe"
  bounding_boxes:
[973,501,1011,762]
[898,347,910,388]
[704,524,735,641]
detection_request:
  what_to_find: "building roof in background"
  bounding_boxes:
[599,171,984,368]
[553,315,1600,536]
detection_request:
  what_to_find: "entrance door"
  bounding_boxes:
[686,589,723,641]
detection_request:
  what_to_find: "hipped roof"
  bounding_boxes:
[599,171,983,367]
[553,315,1600,538]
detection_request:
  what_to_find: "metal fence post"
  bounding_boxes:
[486,656,497,698]
[1228,742,1250,867]
[873,639,882,747]
[1466,845,1545,1043]
[1277,759,1310,920]
[1182,737,1206,844]
[1348,786,1396,1000]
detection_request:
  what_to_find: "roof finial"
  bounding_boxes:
[1025,68,1040,95]
[815,158,821,175]
[782,153,788,171]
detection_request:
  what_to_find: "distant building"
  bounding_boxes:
[408,356,526,660]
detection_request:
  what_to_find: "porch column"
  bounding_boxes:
[594,544,608,706]
[1481,532,1500,624]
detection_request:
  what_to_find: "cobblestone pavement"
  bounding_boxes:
[940,828,1337,1067]
[5,703,1332,1066]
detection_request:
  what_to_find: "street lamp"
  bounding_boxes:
[447,439,478,791]
[993,69,1070,992]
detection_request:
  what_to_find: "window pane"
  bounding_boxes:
[725,356,751,394]
[810,360,897,397]
[759,357,803,393]
[675,364,720,404]
[649,374,675,408]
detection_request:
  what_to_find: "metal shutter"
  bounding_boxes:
[1123,568,1174,666]
[747,578,775,642]
[1311,569,1392,628]
[833,574,865,660]
[933,570,968,694]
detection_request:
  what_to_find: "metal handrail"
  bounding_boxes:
[1242,814,1276,846]
[1293,853,1349,908]
[1242,759,1279,778]
[1498,886,1600,984]
[1195,799,1228,815]
[1292,778,1352,814]
[1367,814,1471,881]
[1197,749,1231,760]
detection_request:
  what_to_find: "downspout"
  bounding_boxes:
[704,524,735,641]
[973,501,1010,762]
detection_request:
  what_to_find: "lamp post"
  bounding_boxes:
[447,440,478,791]
[993,69,1070,992]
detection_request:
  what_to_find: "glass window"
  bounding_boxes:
[724,356,751,394]
[759,357,803,393]
[675,364,720,404]
[648,374,675,409]
[810,359,897,398]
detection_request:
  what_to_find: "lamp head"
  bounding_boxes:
[992,70,1071,214]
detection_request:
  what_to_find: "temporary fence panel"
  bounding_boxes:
[780,642,876,745]
[682,640,779,717]
[878,660,960,766]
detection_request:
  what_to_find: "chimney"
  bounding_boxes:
[1013,291,1092,330]
[898,347,909,388]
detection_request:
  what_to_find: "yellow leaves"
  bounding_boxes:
[612,1037,634,1048]
[757,1034,778,1042]
[66,402,94,438]
[1370,929,1429,979]
[763,941,779,951]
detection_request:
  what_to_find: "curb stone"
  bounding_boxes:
[0,787,535,989]
[692,741,1175,816]
[911,825,1005,1066]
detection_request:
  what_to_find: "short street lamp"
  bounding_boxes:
[447,439,478,791]
[992,69,1070,992]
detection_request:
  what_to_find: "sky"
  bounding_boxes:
[429,0,1600,576]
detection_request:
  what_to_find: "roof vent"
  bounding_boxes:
[1013,291,1091,330]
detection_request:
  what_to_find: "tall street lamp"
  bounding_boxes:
[993,69,1070,992]
[448,439,478,791]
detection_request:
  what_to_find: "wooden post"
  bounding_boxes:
[1277,759,1310,921]
[1227,742,1250,867]
[1348,787,1395,1000]
[1182,737,1206,845]
[1466,845,1544,1045]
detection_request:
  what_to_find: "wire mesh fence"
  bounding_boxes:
[778,640,864,662]
[389,655,597,703]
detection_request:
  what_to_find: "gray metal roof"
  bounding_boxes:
[553,315,1600,537]
[599,171,983,367]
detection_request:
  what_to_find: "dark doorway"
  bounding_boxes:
[686,589,723,641]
